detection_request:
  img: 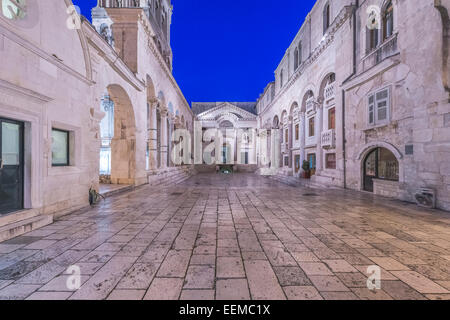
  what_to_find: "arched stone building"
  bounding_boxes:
[0,0,194,240]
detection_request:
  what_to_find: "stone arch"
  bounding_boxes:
[107,84,137,185]
[301,89,315,112]
[356,141,403,161]
[289,102,299,116]
[217,114,238,128]
[168,102,174,114]
[63,0,92,80]
[280,110,288,125]
[158,91,166,108]
[273,115,280,129]
[357,141,404,188]
[146,75,156,101]
[318,73,336,110]
[434,1,450,95]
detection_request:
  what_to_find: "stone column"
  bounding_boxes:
[317,104,324,173]
[160,108,168,168]
[148,100,158,170]
[270,127,281,169]
[300,112,306,165]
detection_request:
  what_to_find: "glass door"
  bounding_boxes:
[364,149,378,192]
[0,118,24,215]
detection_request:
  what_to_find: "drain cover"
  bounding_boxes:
[171,192,183,196]
[302,193,319,197]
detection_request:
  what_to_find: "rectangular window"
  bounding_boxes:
[326,153,336,169]
[328,107,336,130]
[285,129,289,143]
[308,117,315,137]
[284,156,289,167]
[295,155,300,173]
[52,129,69,166]
[295,124,299,140]
[368,88,390,126]
[308,153,316,175]
[368,28,379,51]
[241,152,249,164]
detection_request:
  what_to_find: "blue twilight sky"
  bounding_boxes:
[73,0,315,104]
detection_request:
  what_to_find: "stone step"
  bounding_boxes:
[0,214,53,242]
[99,185,135,198]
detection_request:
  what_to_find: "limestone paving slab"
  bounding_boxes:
[0,173,449,300]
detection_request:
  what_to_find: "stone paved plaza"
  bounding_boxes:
[0,173,449,300]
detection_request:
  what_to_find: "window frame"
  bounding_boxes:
[323,2,331,35]
[383,1,394,40]
[308,116,315,137]
[368,87,391,127]
[51,128,70,167]
[328,107,336,130]
[325,153,337,170]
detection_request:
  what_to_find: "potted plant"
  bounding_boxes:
[89,187,105,206]
[302,160,311,179]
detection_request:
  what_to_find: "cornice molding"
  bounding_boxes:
[0,79,53,103]
[197,103,258,121]
[0,20,93,86]
[82,21,145,91]
[261,6,353,117]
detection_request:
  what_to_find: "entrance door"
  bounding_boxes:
[0,118,24,215]
[364,149,377,192]
[364,148,400,192]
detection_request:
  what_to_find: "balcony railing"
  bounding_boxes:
[306,98,315,114]
[324,83,335,103]
[363,33,398,72]
[321,129,336,149]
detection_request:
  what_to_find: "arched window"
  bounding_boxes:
[323,3,330,34]
[383,1,394,40]
[364,147,399,192]
[298,42,303,64]
[294,48,299,71]
[280,70,284,88]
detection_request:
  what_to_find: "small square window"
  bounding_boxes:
[326,153,336,169]
[52,129,69,166]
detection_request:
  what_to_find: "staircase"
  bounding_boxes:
[0,210,53,242]
[268,172,332,189]
[147,166,196,187]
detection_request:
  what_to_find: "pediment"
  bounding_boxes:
[196,102,257,121]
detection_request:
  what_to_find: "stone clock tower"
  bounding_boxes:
[92,0,173,71]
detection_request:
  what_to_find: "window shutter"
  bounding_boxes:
[368,94,375,125]
[376,89,389,122]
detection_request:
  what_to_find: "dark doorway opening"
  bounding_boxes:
[0,118,24,215]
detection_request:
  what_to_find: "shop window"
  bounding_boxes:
[52,129,69,166]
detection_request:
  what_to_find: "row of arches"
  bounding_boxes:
[272,72,336,128]
[98,75,190,186]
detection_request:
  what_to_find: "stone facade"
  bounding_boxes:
[256,0,450,211]
[0,0,449,244]
[192,102,258,171]
[0,0,193,239]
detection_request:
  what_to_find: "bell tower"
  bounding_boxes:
[93,0,173,70]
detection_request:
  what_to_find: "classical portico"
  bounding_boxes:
[193,102,258,170]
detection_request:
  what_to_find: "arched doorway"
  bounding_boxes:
[363,147,399,192]
[99,84,137,185]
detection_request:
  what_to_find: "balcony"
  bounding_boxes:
[306,98,315,114]
[321,129,336,149]
[362,33,398,72]
[324,83,335,104]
